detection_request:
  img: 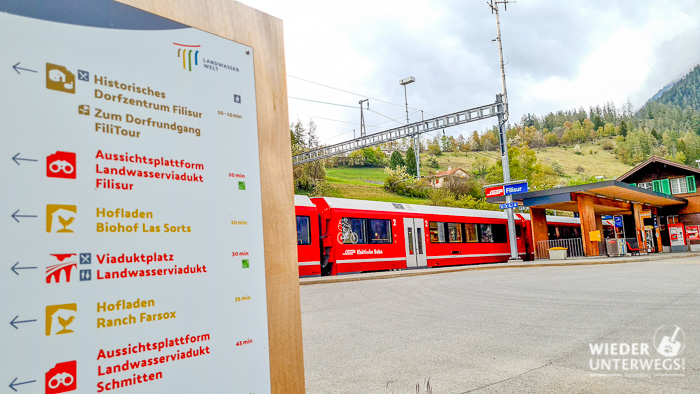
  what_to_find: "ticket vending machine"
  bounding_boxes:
[644,226,656,253]
[668,223,687,253]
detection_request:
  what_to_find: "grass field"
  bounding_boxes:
[427,139,632,184]
[322,139,632,202]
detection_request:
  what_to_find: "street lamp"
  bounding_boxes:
[400,76,419,178]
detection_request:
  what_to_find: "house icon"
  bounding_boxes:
[46,63,75,94]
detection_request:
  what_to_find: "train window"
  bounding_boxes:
[296,216,311,245]
[464,224,478,242]
[516,225,522,237]
[429,221,446,243]
[492,224,508,243]
[447,223,463,243]
[416,228,424,254]
[341,217,367,244]
[478,224,494,242]
[369,219,392,244]
[407,228,414,254]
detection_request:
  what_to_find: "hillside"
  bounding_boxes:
[323,139,632,204]
[647,64,700,110]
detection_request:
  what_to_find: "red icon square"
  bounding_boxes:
[46,360,77,393]
[47,151,76,179]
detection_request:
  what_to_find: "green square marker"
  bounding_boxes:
[238,181,246,190]
[242,259,249,269]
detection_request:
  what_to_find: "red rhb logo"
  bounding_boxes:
[485,186,504,197]
[45,360,77,393]
[47,151,76,179]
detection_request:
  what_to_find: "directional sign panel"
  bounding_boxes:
[499,202,519,210]
[0,1,271,393]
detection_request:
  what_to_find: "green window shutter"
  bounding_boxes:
[652,180,661,192]
[661,179,671,195]
[687,176,697,193]
[630,183,636,187]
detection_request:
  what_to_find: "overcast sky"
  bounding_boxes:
[240,0,700,144]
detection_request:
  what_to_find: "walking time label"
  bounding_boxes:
[0,1,272,392]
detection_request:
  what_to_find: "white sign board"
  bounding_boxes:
[0,2,271,392]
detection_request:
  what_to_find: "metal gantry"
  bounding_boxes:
[292,100,503,166]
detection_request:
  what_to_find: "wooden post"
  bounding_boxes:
[576,194,599,256]
[117,1,305,392]
[651,207,663,253]
[632,203,646,253]
[530,208,549,258]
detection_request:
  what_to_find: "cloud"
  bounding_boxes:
[241,0,700,143]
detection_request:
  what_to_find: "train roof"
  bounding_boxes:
[303,197,609,226]
[294,195,315,207]
[312,196,508,219]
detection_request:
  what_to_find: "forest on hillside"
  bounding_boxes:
[291,65,700,208]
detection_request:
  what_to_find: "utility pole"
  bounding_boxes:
[489,0,520,261]
[359,99,369,137]
[400,76,419,178]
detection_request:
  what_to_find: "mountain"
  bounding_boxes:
[647,64,700,110]
[649,79,680,102]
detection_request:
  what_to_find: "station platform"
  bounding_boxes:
[299,252,700,285]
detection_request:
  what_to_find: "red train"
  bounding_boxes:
[295,196,599,277]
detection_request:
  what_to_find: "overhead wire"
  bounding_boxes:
[287,74,421,111]
[287,75,498,145]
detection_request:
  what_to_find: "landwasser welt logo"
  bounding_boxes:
[173,42,241,73]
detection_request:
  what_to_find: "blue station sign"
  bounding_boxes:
[614,216,623,228]
[503,182,528,195]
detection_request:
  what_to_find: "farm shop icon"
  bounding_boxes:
[46,204,77,233]
[46,303,77,336]
[174,43,200,71]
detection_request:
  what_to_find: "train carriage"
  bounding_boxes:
[311,197,532,275]
[294,196,615,276]
[294,195,321,276]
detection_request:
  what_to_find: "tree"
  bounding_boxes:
[389,151,405,169]
[619,120,628,137]
[406,145,417,176]
[470,130,481,151]
[290,119,327,194]
[426,154,440,168]
[428,141,442,156]
[473,156,490,179]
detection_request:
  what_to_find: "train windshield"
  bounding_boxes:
[296,216,311,245]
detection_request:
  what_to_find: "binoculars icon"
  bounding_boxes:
[46,151,76,179]
[49,159,75,175]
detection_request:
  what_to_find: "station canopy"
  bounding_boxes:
[486,180,687,215]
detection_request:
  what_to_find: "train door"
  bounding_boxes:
[403,218,427,268]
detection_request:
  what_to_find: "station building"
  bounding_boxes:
[617,156,699,252]
[487,156,699,257]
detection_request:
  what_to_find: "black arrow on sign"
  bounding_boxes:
[11,210,37,223]
[12,153,37,165]
[10,316,36,329]
[12,62,37,74]
[9,377,36,392]
[11,262,37,275]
